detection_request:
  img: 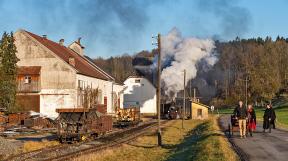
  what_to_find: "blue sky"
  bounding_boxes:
[0,0,287,58]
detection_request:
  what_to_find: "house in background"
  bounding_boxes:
[123,76,156,116]
[14,29,123,118]
[174,89,209,119]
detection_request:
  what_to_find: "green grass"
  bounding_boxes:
[74,118,238,161]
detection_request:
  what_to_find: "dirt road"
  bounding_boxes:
[220,115,288,161]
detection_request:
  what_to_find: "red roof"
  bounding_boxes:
[18,66,41,75]
[24,30,112,81]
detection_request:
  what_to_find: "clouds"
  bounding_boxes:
[195,0,252,39]
[0,0,252,57]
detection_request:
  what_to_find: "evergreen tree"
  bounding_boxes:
[0,32,18,112]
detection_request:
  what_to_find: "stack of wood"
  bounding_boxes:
[24,116,55,129]
[8,113,29,126]
[116,107,141,122]
[0,112,7,132]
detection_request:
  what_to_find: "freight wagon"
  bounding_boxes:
[56,108,112,143]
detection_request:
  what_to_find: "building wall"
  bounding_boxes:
[113,84,124,109]
[14,30,122,117]
[76,74,119,114]
[15,31,78,117]
[191,102,209,119]
[123,77,156,114]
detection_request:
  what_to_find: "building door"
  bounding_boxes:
[197,109,203,117]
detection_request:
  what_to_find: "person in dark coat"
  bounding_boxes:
[247,104,256,136]
[269,104,276,129]
[263,104,276,132]
[234,101,247,138]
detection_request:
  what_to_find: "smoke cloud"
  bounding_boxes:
[0,0,155,56]
[161,28,217,97]
[196,0,252,39]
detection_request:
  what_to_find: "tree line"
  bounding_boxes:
[95,37,288,106]
[213,36,288,106]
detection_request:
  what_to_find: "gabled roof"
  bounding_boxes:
[22,30,114,81]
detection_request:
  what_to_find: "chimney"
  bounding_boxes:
[68,37,85,56]
[42,35,47,39]
[59,39,64,46]
[69,57,75,67]
[77,37,81,44]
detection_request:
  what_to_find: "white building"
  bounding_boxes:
[14,29,123,118]
[123,76,156,116]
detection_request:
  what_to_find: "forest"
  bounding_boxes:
[94,36,288,106]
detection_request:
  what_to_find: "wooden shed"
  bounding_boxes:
[191,101,209,119]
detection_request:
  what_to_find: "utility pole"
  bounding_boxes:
[189,80,192,98]
[153,33,162,146]
[182,69,186,129]
[238,76,249,108]
[245,76,248,108]
[193,88,196,102]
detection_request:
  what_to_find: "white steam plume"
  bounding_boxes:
[161,28,217,97]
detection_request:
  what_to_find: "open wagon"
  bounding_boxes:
[56,107,112,143]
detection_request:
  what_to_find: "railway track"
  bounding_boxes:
[6,120,164,161]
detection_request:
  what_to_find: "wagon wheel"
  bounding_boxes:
[231,124,234,136]
[228,123,231,138]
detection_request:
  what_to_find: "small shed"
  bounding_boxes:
[191,101,209,119]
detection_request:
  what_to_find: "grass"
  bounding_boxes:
[74,117,238,161]
[23,139,59,152]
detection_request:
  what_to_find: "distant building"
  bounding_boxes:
[123,76,156,116]
[14,29,123,118]
[191,101,209,119]
[175,91,209,119]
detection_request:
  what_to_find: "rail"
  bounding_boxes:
[6,120,167,161]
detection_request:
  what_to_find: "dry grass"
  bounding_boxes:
[74,117,239,161]
[23,139,59,152]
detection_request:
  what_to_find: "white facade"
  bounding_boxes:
[123,77,156,115]
[76,74,123,114]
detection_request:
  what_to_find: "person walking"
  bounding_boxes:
[234,101,247,138]
[269,104,276,129]
[263,104,276,132]
[247,104,256,136]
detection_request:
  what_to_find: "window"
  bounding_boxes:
[78,80,84,90]
[97,90,102,104]
[135,79,141,83]
[197,109,203,117]
[24,75,32,84]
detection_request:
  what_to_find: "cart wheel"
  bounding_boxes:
[228,124,233,137]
